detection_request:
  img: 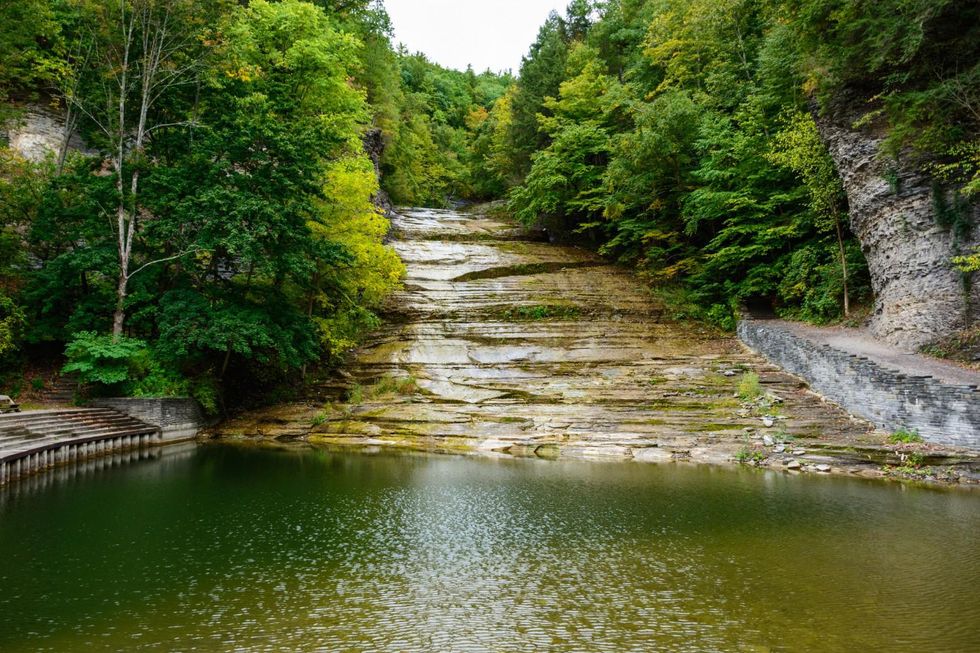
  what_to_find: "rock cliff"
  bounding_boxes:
[1,102,90,162]
[815,99,979,350]
[362,127,393,217]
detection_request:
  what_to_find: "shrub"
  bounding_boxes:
[62,332,149,392]
[62,332,220,413]
[0,293,25,360]
[889,428,923,444]
[311,412,328,427]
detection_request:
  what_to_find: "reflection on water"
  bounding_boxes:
[0,445,978,652]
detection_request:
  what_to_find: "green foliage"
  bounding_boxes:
[2,0,480,410]
[736,447,767,464]
[889,428,924,444]
[378,51,513,205]
[792,0,980,171]
[368,375,418,398]
[905,452,925,468]
[0,293,25,361]
[315,306,382,366]
[62,331,148,390]
[0,0,63,116]
[311,411,329,427]
[476,0,888,325]
[61,330,221,412]
[953,249,980,272]
[737,372,763,401]
[344,374,418,405]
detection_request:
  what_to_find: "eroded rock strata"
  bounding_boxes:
[214,207,979,483]
[815,101,980,350]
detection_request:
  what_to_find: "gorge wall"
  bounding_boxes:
[815,99,980,350]
[0,102,89,162]
[363,127,393,217]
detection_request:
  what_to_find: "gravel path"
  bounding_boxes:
[777,321,980,387]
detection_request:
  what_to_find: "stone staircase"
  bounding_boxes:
[38,375,80,405]
[0,408,161,485]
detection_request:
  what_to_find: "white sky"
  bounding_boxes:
[384,0,567,74]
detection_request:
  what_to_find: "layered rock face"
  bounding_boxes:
[1,102,89,162]
[815,102,980,350]
[362,127,393,216]
[218,206,873,464]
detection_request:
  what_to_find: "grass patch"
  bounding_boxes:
[735,447,767,464]
[737,372,763,401]
[498,304,583,321]
[346,375,419,405]
[311,412,329,427]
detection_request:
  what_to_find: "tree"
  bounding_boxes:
[509,13,571,174]
[769,110,852,315]
[66,0,207,338]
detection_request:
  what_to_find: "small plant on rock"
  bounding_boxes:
[735,447,767,465]
[311,412,329,427]
[889,428,923,444]
[737,372,763,401]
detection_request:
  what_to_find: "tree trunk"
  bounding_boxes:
[220,346,232,379]
[834,212,850,317]
[113,268,128,338]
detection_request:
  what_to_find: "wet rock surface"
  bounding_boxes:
[215,207,980,485]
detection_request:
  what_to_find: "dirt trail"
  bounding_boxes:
[216,207,978,483]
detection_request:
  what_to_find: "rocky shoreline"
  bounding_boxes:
[210,412,980,488]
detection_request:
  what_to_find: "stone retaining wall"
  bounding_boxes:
[91,398,205,442]
[738,319,980,450]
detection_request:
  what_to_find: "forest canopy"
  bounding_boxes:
[474,0,978,328]
[1,0,977,406]
[0,0,510,407]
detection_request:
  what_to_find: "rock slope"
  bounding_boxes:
[213,207,979,480]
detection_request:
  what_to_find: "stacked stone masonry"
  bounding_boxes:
[91,398,205,442]
[738,319,980,450]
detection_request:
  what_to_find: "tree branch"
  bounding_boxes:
[127,247,205,280]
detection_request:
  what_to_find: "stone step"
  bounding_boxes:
[0,411,131,429]
[0,408,116,422]
[0,421,154,443]
[0,428,158,460]
[0,408,160,477]
[0,415,137,434]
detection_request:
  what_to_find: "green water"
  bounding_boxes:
[0,445,978,652]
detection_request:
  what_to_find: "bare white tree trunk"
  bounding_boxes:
[64,0,197,338]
